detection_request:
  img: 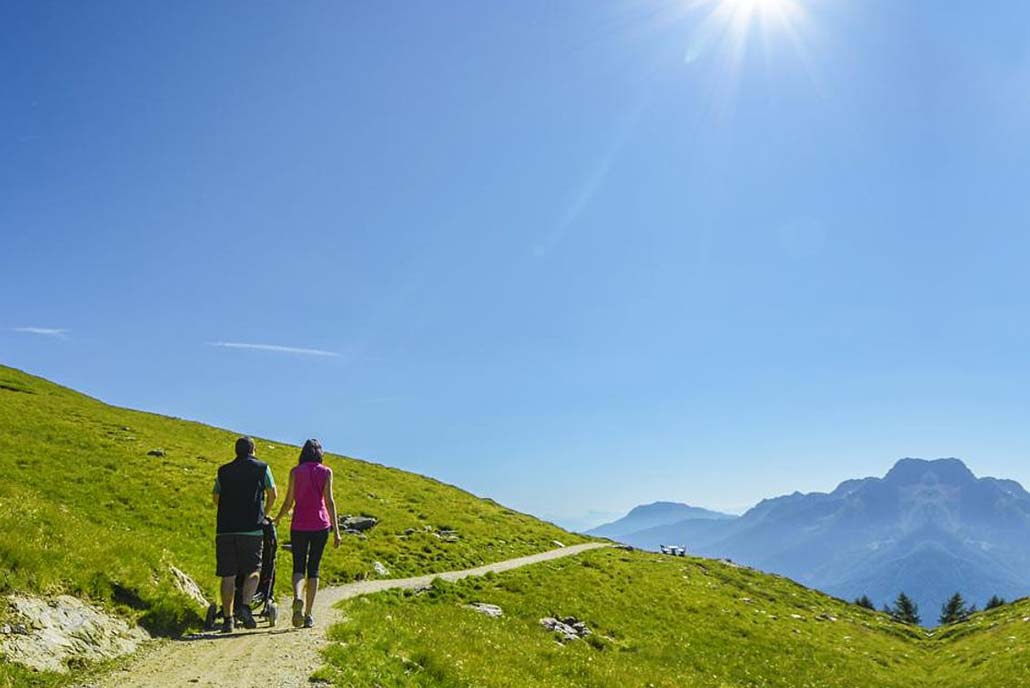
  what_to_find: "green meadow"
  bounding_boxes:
[319,547,1030,687]
[4,363,1030,688]
[318,547,929,687]
[0,365,582,686]
[927,597,1030,686]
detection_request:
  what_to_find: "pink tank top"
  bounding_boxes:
[291,463,332,531]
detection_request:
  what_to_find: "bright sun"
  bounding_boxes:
[684,0,809,66]
[677,0,813,112]
[720,0,804,30]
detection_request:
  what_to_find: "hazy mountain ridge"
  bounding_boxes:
[609,458,1030,620]
[585,501,735,539]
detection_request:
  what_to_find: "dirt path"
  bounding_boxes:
[96,542,607,688]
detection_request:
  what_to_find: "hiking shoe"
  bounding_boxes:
[220,617,234,634]
[239,604,257,630]
[303,615,314,629]
[292,599,304,628]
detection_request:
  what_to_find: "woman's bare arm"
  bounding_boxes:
[324,469,341,548]
[273,468,296,524]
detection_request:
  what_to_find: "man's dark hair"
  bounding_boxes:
[298,439,324,464]
[235,436,255,459]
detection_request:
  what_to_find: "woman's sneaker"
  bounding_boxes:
[303,615,314,629]
[220,617,234,634]
[292,599,304,628]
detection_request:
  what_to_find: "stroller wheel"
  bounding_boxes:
[204,604,218,631]
[267,602,277,627]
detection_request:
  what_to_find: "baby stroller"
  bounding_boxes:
[205,518,279,629]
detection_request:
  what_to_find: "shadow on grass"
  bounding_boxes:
[137,600,204,638]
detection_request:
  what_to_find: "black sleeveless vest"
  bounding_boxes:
[216,456,268,534]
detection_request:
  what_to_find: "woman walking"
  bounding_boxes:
[273,439,341,628]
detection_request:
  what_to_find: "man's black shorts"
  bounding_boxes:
[215,534,263,577]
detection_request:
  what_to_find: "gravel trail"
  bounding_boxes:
[96,542,607,688]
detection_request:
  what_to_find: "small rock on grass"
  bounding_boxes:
[466,603,503,618]
[339,515,378,533]
[540,616,592,642]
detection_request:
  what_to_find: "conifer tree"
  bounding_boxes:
[985,595,1006,610]
[939,592,971,625]
[890,592,920,625]
[854,595,875,610]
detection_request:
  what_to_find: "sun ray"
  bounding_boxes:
[675,0,815,117]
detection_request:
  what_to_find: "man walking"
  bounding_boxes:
[212,436,277,633]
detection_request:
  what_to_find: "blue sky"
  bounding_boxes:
[5,1,1030,527]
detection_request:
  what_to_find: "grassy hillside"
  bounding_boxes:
[6,364,1030,688]
[929,598,1030,686]
[0,365,584,685]
[314,545,1030,687]
[317,547,932,687]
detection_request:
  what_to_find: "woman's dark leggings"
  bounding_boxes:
[291,529,330,578]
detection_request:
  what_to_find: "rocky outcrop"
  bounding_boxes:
[169,566,208,609]
[539,616,592,642]
[1,594,149,673]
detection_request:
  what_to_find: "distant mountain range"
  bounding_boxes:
[594,459,1030,621]
[587,502,735,540]
[546,510,624,534]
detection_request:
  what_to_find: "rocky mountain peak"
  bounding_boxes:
[882,458,976,487]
